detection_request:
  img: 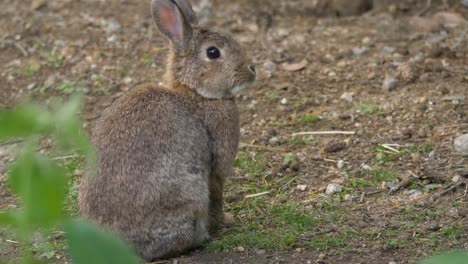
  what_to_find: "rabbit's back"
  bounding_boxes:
[79,85,212,252]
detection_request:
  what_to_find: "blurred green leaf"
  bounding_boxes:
[8,150,68,228]
[65,220,141,264]
[53,95,95,162]
[0,104,52,140]
[0,211,15,226]
[422,251,468,264]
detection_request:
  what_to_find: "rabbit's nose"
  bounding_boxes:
[248,65,256,74]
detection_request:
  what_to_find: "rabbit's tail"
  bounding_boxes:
[132,211,209,261]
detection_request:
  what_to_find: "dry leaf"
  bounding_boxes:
[281,59,307,72]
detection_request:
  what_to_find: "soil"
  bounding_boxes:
[1,0,467,264]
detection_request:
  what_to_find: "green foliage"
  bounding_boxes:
[422,251,468,264]
[9,150,67,228]
[0,97,140,264]
[23,65,41,77]
[48,48,64,68]
[66,220,141,264]
[57,81,87,94]
[355,102,381,115]
[297,114,320,124]
[283,155,296,166]
[208,202,318,252]
[235,153,269,175]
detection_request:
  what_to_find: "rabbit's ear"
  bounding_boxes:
[172,0,198,25]
[152,0,195,48]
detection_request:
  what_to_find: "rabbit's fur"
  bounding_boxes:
[78,0,255,261]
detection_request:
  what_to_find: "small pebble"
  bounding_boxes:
[326,183,343,195]
[337,160,345,169]
[340,92,354,103]
[324,140,346,153]
[318,252,327,259]
[382,74,398,91]
[452,175,461,182]
[297,184,307,191]
[280,98,288,105]
[123,77,133,84]
[361,164,373,171]
[237,246,245,252]
[269,136,279,145]
[408,189,423,200]
[382,46,396,54]
[352,47,369,57]
[256,249,266,255]
[454,134,468,156]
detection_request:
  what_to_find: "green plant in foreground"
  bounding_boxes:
[0,96,140,264]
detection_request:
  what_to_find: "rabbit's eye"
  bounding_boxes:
[206,46,221,59]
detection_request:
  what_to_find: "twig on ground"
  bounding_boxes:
[432,181,467,201]
[388,172,420,194]
[380,144,400,153]
[244,191,270,199]
[359,191,366,203]
[0,39,28,56]
[239,143,285,152]
[292,131,356,136]
[52,154,79,160]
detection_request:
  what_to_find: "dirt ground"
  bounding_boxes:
[1,0,467,263]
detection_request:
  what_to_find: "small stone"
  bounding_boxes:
[44,74,56,87]
[220,213,233,226]
[382,74,398,91]
[263,60,277,76]
[27,83,36,90]
[318,252,327,259]
[123,77,132,84]
[266,128,277,137]
[73,169,83,176]
[296,248,302,253]
[340,92,354,103]
[408,189,423,200]
[297,184,307,191]
[382,46,396,55]
[337,160,345,169]
[31,0,47,10]
[396,62,419,83]
[256,249,266,255]
[412,153,421,163]
[105,21,122,35]
[290,161,301,172]
[452,175,461,182]
[454,134,468,156]
[269,137,280,145]
[297,152,307,162]
[352,47,369,57]
[324,140,346,153]
[237,246,245,252]
[419,97,428,104]
[361,164,373,171]
[280,98,288,105]
[344,194,353,201]
[326,183,343,195]
[107,34,118,43]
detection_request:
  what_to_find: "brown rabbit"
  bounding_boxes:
[78,0,256,261]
